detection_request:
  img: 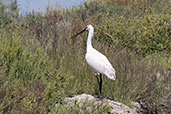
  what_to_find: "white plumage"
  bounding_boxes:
[85,25,116,81]
[73,24,116,94]
[86,47,116,80]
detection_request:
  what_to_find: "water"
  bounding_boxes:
[17,0,85,13]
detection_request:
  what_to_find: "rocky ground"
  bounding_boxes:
[66,94,141,114]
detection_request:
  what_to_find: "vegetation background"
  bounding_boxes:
[0,0,170,113]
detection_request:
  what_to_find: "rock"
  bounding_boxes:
[66,93,138,114]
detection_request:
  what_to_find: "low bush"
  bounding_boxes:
[0,30,73,113]
[51,99,111,114]
[96,11,171,56]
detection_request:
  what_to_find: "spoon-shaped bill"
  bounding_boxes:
[71,28,86,38]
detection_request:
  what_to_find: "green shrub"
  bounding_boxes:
[0,30,50,84]
[50,99,111,114]
[0,1,12,27]
[0,29,73,113]
[96,11,171,56]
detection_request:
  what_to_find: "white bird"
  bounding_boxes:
[73,24,116,94]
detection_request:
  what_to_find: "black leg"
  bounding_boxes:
[96,75,99,84]
[99,74,102,94]
[96,75,100,94]
[96,74,102,95]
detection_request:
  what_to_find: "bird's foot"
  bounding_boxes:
[93,94,105,99]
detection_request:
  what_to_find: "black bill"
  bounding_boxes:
[71,28,86,38]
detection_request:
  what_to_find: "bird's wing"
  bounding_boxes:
[86,48,116,80]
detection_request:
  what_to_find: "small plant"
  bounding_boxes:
[50,98,111,114]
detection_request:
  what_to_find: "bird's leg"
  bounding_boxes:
[95,75,100,85]
[95,73,102,95]
[99,73,102,95]
[95,75,100,93]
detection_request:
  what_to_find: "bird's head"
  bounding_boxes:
[85,24,94,31]
[72,24,94,38]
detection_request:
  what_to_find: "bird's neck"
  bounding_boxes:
[87,30,94,51]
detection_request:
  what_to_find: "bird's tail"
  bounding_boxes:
[106,72,116,81]
[104,66,116,80]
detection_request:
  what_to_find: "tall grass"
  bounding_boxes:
[0,0,170,113]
